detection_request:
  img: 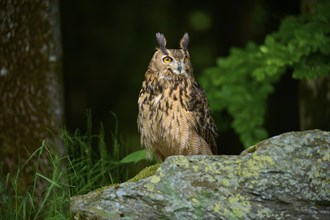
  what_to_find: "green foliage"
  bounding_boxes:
[188,10,212,32]
[120,150,146,164]
[200,0,330,147]
[0,113,146,219]
[63,112,146,196]
[0,142,69,220]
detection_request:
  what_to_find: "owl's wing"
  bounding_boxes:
[188,82,218,154]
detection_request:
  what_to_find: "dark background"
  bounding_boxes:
[59,0,300,155]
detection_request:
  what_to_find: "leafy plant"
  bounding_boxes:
[200,0,330,147]
[0,112,146,219]
[63,111,146,196]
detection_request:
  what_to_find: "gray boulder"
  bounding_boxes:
[71,130,330,219]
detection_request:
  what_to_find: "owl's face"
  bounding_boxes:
[148,33,193,80]
[150,49,192,76]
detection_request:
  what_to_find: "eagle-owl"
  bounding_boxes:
[138,33,218,162]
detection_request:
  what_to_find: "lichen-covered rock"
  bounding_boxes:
[71,130,330,219]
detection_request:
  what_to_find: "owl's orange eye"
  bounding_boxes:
[162,56,173,63]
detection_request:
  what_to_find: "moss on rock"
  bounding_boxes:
[71,130,330,220]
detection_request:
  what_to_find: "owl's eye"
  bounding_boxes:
[162,56,173,63]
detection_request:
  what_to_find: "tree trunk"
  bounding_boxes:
[0,0,64,193]
[298,0,330,131]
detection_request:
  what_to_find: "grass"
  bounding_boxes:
[0,142,69,220]
[0,113,147,219]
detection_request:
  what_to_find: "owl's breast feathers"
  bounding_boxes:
[138,71,218,161]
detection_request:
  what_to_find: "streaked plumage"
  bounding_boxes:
[138,33,218,161]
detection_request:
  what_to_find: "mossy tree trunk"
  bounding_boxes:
[0,0,63,193]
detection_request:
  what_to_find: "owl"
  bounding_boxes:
[137,33,218,162]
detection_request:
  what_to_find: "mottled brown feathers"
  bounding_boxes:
[138,33,218,161]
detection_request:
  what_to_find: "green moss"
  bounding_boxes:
[239,154,275,178]
[170,156,190,168]
[222,179,230,187]
[226,194,251,219]
[127,163,161,183]
[150,175,161,184]
[213,203,221,214]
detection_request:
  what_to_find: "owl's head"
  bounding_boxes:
[148,33,193,79]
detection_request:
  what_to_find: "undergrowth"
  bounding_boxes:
[0,113,146,219]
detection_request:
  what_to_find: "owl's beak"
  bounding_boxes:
[177,63,182,73]
[177,61,186,74]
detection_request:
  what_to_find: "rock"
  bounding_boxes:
[70,130,330,219]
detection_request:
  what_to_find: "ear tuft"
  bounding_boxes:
[180,33,189,50]
[156,33,167,54]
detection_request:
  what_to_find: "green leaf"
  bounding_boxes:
[36,173,61,188]
[200,0,330,148]
[119,150,146,164]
